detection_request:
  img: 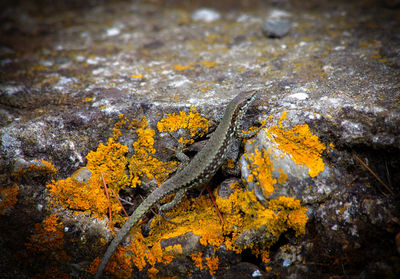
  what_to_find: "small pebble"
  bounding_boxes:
[262,10,291,38]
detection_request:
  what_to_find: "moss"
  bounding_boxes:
[0,184,18,215]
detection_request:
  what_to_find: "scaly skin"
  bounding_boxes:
[94,90,260,278]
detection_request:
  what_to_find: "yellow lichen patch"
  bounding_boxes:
[0,184,18,215]
[129,117,179,187]
[148,267,159,279]
[252,248,271,271]
[267,123,326,177]
[25,214,69,264]
[269,196,308,236]
[116,181,307,277]
[190,252,203,269]
[164,244,183,256]
[216,182,308,250]
[222,158,236,172]
[103,246,133,279]
[199,60,218,68]
[12,160,57,178]
[244,148,276,198]
[47,138,129,222]
[276,167,288,184]
[156,107,210,145]
[130,74,143,79]
[205,256,219,275]
[112,114,129,140]
[174,64,193,71]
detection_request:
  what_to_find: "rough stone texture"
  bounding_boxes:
[0,0,399,278]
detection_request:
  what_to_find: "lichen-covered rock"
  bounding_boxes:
[0,0,399,278]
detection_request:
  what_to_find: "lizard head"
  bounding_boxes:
[230,90,259,126]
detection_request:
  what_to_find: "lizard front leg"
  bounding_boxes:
[158,188,187,224]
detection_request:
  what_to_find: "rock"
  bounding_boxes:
[0,0,399,278]
[261,10,291,38]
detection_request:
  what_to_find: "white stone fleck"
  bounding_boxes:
[191,8,221,22]
[283,258,291,267]
[106,27,120,37]
[92,68,104,75]
[169,76,191,88]
[53,76,78,91]
[75,55,85,62]
[331,224,338,231]
[37,204,43,212]
[87,57,101,65]
[39,60,53,67]
[0,84,24,95]
[268,9,291,18]
[287,92,309,100]
[334,46,345,51]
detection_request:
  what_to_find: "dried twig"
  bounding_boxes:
[110,188,129,217]
[204,183,224,226]
[100,171,112,226]
[354,154,394,196]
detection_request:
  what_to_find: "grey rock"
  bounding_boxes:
[262,17,291,38]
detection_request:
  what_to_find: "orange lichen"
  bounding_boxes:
[0,184,18,215]
[129,117,179,187]
[276,167,288,184]
[252,248,271,271]
[199,60,218,68]
[174,64,193,71]
[12,160,57,178]
[47,138,129,222]
[114,180,307,277]
[130,74,143,79]
[45,108,312,277]
[266,122,326,177]
[147,267,159,279]
[244,148,276,198]
[157,107,210,145]
[205,256,219,275]
[25,214,69,263]
[190,252,203,269]
[112,114,129,140]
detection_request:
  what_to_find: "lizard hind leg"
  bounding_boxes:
[158,188,187,225]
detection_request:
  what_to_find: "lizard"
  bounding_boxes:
[94,90,261,278]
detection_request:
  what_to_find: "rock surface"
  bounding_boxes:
[0,0,399,278]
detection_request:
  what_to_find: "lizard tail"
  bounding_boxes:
[94,194,156,279]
